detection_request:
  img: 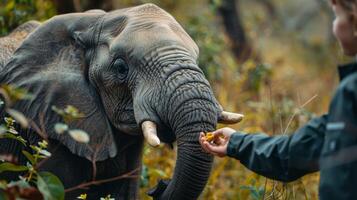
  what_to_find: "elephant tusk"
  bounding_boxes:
[142,121,161,147]
[218,111,244,124]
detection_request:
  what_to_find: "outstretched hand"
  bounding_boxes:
[199,127,236,157]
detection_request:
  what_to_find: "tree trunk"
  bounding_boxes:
[52,0,76,13]
[217,0,258,62]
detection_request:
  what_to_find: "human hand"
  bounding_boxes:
[199,127,236,157]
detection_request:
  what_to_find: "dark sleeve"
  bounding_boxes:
[226,115,327,182]
[319,77,357,200]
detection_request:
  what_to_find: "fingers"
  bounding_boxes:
[199,132,210,153]
[199,132,227,157]
[214,137,226,145]
[199,131,224,146]
[199,132,206,145]
[212,127,236,138]
[211,129,225,136]
[213,134,224,143]
[202,141,226,157]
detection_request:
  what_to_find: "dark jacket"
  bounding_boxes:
[227,63,357,200]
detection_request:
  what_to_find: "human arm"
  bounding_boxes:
[200,115,327,182]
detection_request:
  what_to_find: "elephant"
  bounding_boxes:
[0,3,243,200]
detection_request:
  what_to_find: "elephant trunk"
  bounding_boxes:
[149,68,219,199]
[162,109,215,199]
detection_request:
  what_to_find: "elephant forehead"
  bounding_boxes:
[106,4,199,59]
[109,20,198,61]
[127,3,173,18]
[108,3,179,33]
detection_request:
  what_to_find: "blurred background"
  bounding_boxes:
[0,0,352,199]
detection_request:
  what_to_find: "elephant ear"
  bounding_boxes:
[0,13,117,161]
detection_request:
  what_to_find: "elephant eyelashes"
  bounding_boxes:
[112,58,129,80]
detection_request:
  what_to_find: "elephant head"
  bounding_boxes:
[0,3,243,199]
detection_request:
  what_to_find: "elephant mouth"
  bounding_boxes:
[117,122,140,135]
[117,120,175,142]
[114,110,141,135]
[115,109,175,141]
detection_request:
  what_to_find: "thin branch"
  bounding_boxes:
[279,109,284,135]
[64,168,140,193]
[39,112,47,139]
[35,143,62,170]
[28,119,47,140]
[26,112,48,140]
[300,94,318,108]
[91,149,99,181]
[283,94,318,135]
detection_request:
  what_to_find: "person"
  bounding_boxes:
[199,0,357,199]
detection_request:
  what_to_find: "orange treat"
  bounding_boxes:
[205,132,214,142]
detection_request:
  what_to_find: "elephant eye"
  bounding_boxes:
[112,58,129,80]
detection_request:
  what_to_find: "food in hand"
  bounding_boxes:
[204,132,225,143]
[205,132,214,142]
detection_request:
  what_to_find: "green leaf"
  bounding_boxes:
[240,185,251,190]
[140,164,149,187]
[0,125,7,135]
[0,181,7,189]
[0,133,26,146]
[0,190,6,200]
[54,123,68,134]
[38,140,48,149]
[4,117,15,127]
[51,105,84,122]
[37,172,64,200]
[1,84,33,102]
[251,189,261,200]
[39,149,51,157]
[7,128,18,135]
[51,106,64,116]
[68,129,89,143]
[152,169,167,177]
[22,150,35,165]
[8,179,31,188]
[77,194,87,199]
[6,108,29,128]
[0,162,28,173]
[240,185,263,200]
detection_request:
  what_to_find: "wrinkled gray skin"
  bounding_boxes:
[0,4,221,199]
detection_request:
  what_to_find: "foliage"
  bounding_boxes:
[36,172,64,200]
[0,84,64,200]
[51,105,85,123]
[185,13,226,80]
[240,180,265,200]
[0,0,55,36]
[0,85,101,199]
